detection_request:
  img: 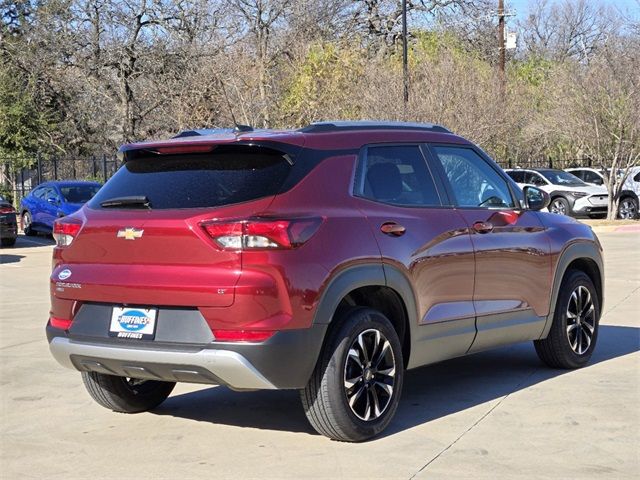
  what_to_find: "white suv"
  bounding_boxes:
[566,167,639,219]
[505,168,608,217]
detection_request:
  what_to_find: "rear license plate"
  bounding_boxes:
[109,307,157,340]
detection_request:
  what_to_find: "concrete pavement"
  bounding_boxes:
[1,232,638,479]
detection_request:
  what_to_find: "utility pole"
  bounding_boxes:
[497,0,506,93]
[402,0,409,105]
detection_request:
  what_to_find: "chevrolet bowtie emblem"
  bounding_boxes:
[117,228,144,240]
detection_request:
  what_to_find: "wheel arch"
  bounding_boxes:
[618,190,638,201]
[541,241,604,339]
[312,263,418,369]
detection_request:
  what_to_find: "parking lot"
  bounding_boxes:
[1,231,638,479]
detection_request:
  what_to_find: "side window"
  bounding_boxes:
[571,170,586,181]
[431,146,514,208]
[526,172,546,186]
[633,172,640,182]
[507,171,524,183]
[44,188,59,201]
[584,171,603,185]
[32,187,45,199]
[356,145,441,207]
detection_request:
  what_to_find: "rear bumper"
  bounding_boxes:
[0,215,17,239]
[49,336,277,389]
[47,322,327,390]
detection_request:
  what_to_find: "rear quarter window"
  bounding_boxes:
[90,147,292,210]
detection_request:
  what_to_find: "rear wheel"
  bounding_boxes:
[549,197,570,216]
[617,196,638,219]
[81,372,175,413]
[534,269,600,369]
[301,307,403,442]
[22,211,36,236]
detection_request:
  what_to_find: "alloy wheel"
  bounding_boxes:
[550,199,567,215]
[343,328,396,421]
[566,285,596,355]
[618,199,637,219]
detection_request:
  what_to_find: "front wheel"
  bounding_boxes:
[549,197,570,216]
[617,196,638,219]
[81,372,175,413]
[301,307,403,442]
[534,269,600,369]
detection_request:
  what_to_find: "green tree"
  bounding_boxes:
[0,63,58,204]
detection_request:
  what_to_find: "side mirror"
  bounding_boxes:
[523,186,550,211]
[47,197,59,205]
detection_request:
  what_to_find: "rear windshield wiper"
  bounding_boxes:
[100,196,151,209]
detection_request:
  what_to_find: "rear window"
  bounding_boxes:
[90,148,291,210]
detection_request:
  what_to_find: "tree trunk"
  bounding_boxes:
[606,195,619,220]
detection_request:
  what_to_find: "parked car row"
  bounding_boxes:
[505,166,640,219]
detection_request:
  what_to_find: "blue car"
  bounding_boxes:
[20,181,102,235]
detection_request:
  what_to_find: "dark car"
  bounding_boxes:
[20,181,102,235]
[46,121,603,442]
[0,195,18,247]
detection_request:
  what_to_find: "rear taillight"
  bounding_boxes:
[53,218,82,247]
[0,206,15,214]
[49,316,73,330]
[213,329,275,342]
[202,218,322,250]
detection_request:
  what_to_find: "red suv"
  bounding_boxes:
[47,121,604,441]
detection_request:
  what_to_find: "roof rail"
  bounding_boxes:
[298,120,451,134]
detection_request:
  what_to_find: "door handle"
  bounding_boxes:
[473,221,493,234]
[381,222,406,236]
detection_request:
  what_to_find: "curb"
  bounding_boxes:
[589,225,640,233]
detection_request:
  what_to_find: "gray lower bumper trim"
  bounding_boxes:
[49,337,276,390]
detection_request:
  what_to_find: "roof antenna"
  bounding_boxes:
[233,124,254,133]
[219,78,253,133]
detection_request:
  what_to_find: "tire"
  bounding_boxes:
[534,269,600,369]
[22,211,36,236]
[81,372,175,413]
[617,196,638,220]
[301,307,404,442]
[1,237,16,247]
[549,197,570,216]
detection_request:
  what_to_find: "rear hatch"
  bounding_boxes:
[53,144,294,307]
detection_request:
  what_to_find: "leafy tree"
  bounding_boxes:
[0,62,60,204]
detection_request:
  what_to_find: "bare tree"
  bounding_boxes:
[520,0,618,62]
[552,37,640,219]
[227,0,293,126]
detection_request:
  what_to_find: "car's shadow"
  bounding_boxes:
[0,254,25,264]
[5,234,55,250]
[152,325,639,437]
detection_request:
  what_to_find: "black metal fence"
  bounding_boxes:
[1,155,120,205]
